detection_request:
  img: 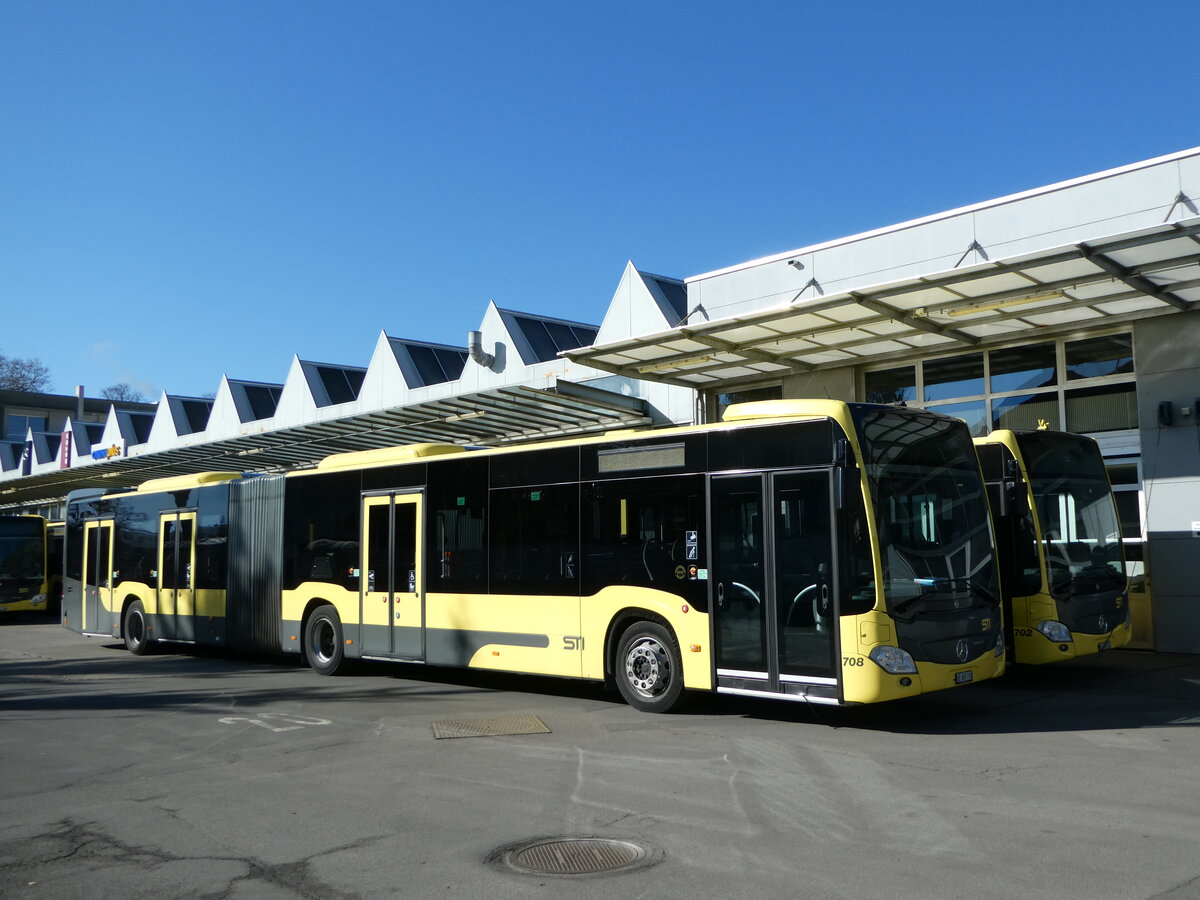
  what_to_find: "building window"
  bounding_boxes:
[924,354,984,402]
[992,394,1060,432]
[860,331,1135,438]
[1065,334,1134,380]
[713,385,782,422]
[861,330,1142,554]
[864,367,916,405]
[989,342,1057,393]
[1065,383,1138,433]
[927,399,987,437]
[4,414,49,441]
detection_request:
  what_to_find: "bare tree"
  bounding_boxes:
[101,383,148,403]
[0,353,52,392]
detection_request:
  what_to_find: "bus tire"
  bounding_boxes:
[304,605,344,676]
[123,600,150,656]
[615,622,685,713]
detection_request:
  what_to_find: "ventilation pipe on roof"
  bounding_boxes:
[468,331,495,369]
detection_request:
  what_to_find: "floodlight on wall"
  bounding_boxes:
[942,289,1066,318]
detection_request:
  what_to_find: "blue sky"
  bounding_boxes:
[2,1,1198,399]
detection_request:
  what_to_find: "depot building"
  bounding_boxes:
[4,147,1200,652]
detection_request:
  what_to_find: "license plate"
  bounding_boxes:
[954,671,973,684]
[1099,641,1112,651]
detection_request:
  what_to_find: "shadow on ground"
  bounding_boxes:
[4,627,1198,737]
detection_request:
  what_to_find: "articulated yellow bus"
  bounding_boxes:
[975,430,1131,664]
[0,515,62,615]
[63,400,1004,710]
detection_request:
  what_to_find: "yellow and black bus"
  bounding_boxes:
[0,515,62,616]
[975,430,1131,664]
[63,400,1004,710]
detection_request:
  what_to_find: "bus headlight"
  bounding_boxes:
[1036,620,1072,642]
[31,593,46,606]
[869,645,918,675]
[995,632,1005,657]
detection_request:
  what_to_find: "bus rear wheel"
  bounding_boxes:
[123,600,150,656]
[615,622,685,713]
[304,605,344,676]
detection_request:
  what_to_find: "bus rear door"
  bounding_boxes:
[711,469,839,702]
[82,520,114,634]
[361,492,424,661]
[157,511,197,641]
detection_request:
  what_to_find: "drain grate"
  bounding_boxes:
[431,714,551,739]
[491,837,662,877]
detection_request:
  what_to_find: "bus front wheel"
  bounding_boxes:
[123,600,150,656]
[304,605,344,676]
[615,622,685,713]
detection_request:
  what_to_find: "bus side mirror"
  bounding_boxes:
[995,475,1026,519]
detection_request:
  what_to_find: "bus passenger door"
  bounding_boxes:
[711,476,769,682]
[157,511,196,641]
[771,470,837,682]
[711,470,837,698]
[360,493,424,661]
[82,520,113,634]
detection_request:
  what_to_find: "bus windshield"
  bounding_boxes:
[852,408,999,619]
[1016,432,1126,598]
[0,518,44,580]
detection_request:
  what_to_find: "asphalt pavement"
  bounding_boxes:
[1,614,1199,899]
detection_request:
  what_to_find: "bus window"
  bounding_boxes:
[581,476,707,608]
[428,457,487,592]
[489,484,579,595]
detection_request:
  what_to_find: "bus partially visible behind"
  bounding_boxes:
[976,430,1131,664]
[0,515,62,616]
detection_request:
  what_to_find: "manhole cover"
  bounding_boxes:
[431,714,550,739]
[490,836,662,877]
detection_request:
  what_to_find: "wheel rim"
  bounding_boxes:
[624,636,671,700]
[309,617,335,665]
[127,610,144,647]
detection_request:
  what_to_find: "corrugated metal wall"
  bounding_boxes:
[227,475,285,652]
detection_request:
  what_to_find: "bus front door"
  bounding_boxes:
[361,493,424,661]
[81,520,114,634]
[157,511,196,641]
[711,470,838,699]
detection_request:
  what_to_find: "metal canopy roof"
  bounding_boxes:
[566,217,1200,389]
[0,382,650,507]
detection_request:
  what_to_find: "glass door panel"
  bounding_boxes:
[360,493,424,660]
[82,520,113,633]
[711,475,768,675]
[772,471,836,678]
[157,511,196,641]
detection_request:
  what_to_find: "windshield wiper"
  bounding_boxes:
[892,577,999,618]
[940,576,999,605]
